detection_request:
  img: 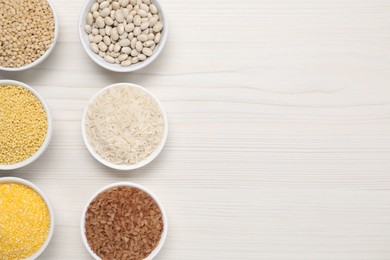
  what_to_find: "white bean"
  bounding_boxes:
[85,24,92,34]
[111,28,119,41]
[142,47,152,56]
[154,32,161,43]
[137,9,147,18]
[121,47,131,54]
[88,34,94,42]
[87,13,94,25]
[133,15,141,26]
[98,41,108,51]
[137,34,147,42]
[137,53,146,60]
[119,32,128,39]
[104,16,114,26]
[143,40,154,47]
[125,23,134,32]
[112,1,120,10]
[100,1,110,9]
[91,2,99,12]
[117,24,125,35]
[93,35,103,43]
[114,43,121,52]
[121,60,132,67]
[130,49,138,57]
[140,3,149,12]
[96,17,105,28]
[131,57,139,64]
[149,17,157,27]
[115,10,124,22]
[133,26,141,36]
[104,35,111,46]
[100,7,110,17]
[122,8,129,18]
[118,54,128,61]
[90,43,99,53]
[149,4,158,14]
[130,37,137,49]
[92,28,99,35]
[140,22,149,30]
[135,41,143,51]
[110,52,120,58]
[119,39,131,47]
[121,0,129,7]
[153,22,163,32]
[104,55,115,63]
[105,26,112,36]
[93,11,100,19]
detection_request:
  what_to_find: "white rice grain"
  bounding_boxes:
[85,85,164,165]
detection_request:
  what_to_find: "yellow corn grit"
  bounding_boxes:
[0,85,48,164]
[0,183,50,260]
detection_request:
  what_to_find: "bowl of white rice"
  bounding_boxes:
[82,83,168,170]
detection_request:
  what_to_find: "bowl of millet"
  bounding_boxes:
[0,80,53,170]
[79,0,168,72]
[0,0,58,71]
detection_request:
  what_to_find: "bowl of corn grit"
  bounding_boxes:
[0,177,55,259]
[0,80,53,170]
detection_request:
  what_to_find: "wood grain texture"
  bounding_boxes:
[2,0,390,259]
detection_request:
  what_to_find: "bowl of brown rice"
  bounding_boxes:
[80,182,168,260]
[81,82,168,170]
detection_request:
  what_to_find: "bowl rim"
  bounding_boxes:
[0,177,55,260]
[0,0,59,71]
[78,0,168,72]
[81,82,168,171]
[0,80,53,170]
[80,182,168,260]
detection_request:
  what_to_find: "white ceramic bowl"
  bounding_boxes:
[0,80,53,170]
[80,182,168,260]
[81,82,168,171]
[78,0,168,72]
[0,177,55,260]
[0,0,59,71]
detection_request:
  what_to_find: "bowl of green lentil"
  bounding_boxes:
[0,177,55,259]
[0,80,53,170]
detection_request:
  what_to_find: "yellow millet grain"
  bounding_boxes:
[0,183,50,260]
[0,85,48,164]
[0,0,55,68]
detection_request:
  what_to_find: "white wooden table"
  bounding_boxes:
[2,0,390,259]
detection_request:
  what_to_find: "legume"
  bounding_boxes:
[85,0,164,67]
[0,182,50,259]
[0,85,48,164]
[0,0,55,68]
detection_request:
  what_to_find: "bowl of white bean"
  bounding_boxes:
[79,0,168,72]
